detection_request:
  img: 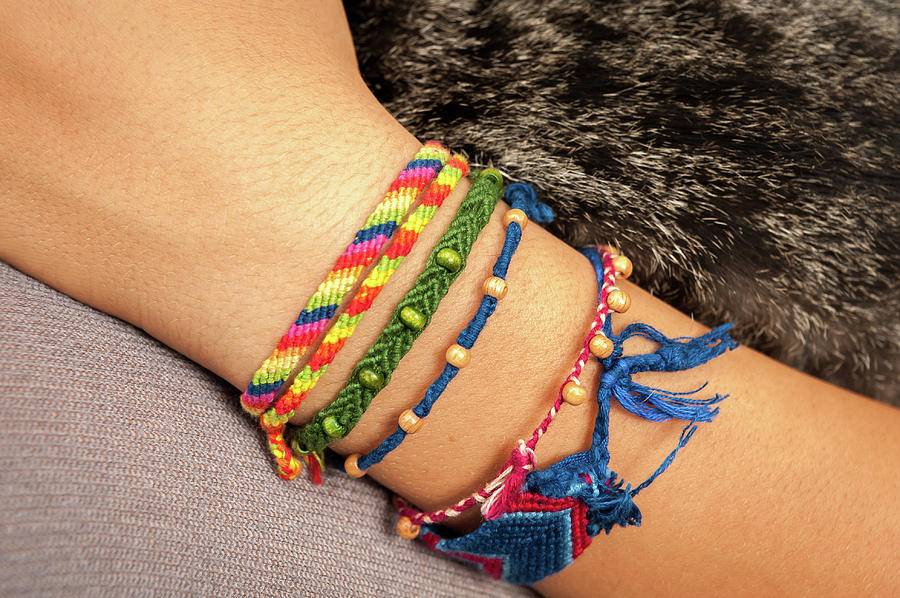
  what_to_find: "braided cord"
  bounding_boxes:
[259,155,469,478]
[289,170,504,456]
[357,185,545,471]
[399,248,617,525]
[240,142,451,415]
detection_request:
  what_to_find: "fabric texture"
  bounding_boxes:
[0,260,535,598]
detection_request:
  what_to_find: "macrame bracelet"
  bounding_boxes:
[287,169,505,467]
[343,183,554,476]
[240,142,451,416]
[394,246,738,585]
[260,154,469,479]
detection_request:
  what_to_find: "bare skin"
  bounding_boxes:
[1,3,898,596]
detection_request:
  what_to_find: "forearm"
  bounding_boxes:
[2,3,898,596]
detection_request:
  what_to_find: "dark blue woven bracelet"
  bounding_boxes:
[343,182,554,476]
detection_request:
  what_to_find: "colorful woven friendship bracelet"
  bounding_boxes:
[396,247,739,584]
[287,169,505,465]
[260,154,469,479]
[240,142,451,416]
[344,183,554,476]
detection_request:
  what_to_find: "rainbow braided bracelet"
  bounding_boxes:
[240,142,451,416]
[344,182,554,476]
[260,153,469,479]
[287,169,505,464]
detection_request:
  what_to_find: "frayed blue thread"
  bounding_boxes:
[526,245,738,534]
[601,323,737,422]
[357,184,552,471]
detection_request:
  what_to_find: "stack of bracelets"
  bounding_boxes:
[240,142,738,584]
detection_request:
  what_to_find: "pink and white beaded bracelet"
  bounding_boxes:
[396,245,631,530]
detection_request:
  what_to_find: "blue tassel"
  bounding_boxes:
[599,322,738,422]
[609,322,738,373]
[524,287,738,534]
[505,182,554,223]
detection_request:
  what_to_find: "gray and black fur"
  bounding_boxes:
[346,0,899,404]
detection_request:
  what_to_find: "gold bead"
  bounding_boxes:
[398,409,423,434]
[589,333,614,359]
[482,276,508,299]
[344,453,366,478]
[445,343,471,368]
[612,255,633,279]
[607,288,631,313]
[562,381,588,405]
[397,516,421,540]
[600,244,619,257]
[503,208,528,231]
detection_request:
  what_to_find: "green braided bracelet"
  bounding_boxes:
[289,168,504,454]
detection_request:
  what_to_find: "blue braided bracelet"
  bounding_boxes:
[344,182,554,474]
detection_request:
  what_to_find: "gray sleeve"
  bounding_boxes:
[0,260,535,598]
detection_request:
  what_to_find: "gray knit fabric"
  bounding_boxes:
[0,261,534,598]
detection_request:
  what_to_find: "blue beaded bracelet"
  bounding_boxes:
[343,182,554,475]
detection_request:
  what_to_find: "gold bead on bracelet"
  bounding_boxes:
[482,276,509,299]
[503,208,528,231]
[589,333,614,359]
[397,516,421,539]
[612,255,633,279]
[562,381,588,405]
[607,288,631,313]
[344,453,366,478]
[398,409,424,434]
[445,343,471,368]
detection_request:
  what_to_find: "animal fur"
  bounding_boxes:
[346,0,900,404]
